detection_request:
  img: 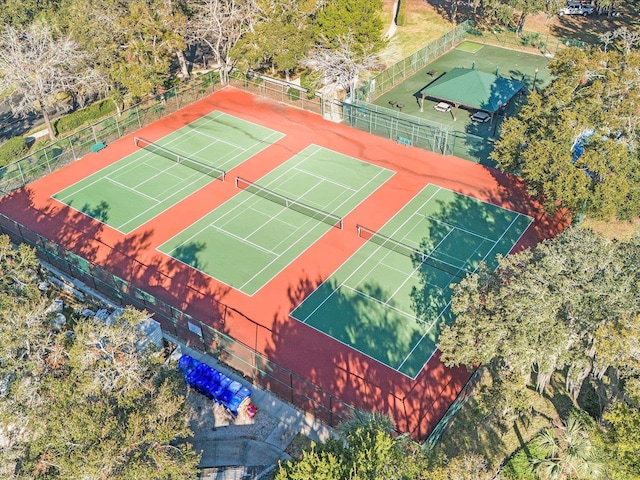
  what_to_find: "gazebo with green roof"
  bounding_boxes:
[419,67,524,121]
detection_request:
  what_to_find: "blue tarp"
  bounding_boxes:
[178,355,252,415]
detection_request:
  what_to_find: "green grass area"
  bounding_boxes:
[455,41,485,53]
[382,2,455,58]
[158,145,394,295]
[433,370,577,471]
[53,111,284,233]
[291,184,532,377]
[371,42,550,164]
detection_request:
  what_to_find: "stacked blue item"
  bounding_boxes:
[178,354,252,415]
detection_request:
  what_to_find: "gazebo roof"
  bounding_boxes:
[420,67,524,113]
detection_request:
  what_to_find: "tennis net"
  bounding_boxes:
[134,137,226,181]
[235,176,343,229]
[356,224,472,279]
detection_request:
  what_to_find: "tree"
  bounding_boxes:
[275,411,431,479]
[52,0,188,110]
[0,23,105,140]
[313,0,386,54]
[0,235,200,479]
[531,415,604,480]
[436,227,640,424]
[492,45,640,220]
[112,0,185,98]
[185,0,259,84]
[302,33,386,100]
[229,0,316,81]
[596,401,640,479]
[0,0,58,28]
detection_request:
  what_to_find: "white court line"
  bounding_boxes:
[423,214,498,243]
[340,284,418,321]
[396,211,525,374]
[160,147,393,295]
[237,166,395,291]
[207,224,278,255]
[384,228,455,306]
[117,173,212,232]
[106,177,159,203]
[292,186,443,324]
[213,130,284,171]
[292,166,358,192]
[238,177,353,290]
[188,110,284,151]
[187,128,251,152]
[124,159,197,195]
[55,133,205,202]
[161,152,327,259]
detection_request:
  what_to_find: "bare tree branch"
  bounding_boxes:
[302,33,386,99]
[0,23,105,140]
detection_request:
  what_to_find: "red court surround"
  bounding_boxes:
[0,88,569,440]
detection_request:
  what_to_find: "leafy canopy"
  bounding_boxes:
[437,227,640,422]
[492,45,640,220]
[0,235,199,479]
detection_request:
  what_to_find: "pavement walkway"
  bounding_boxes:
[165,334,336,479]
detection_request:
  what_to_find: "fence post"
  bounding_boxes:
[329,396,333,427]
[290,373,294,403]
[114,115,122,137]
[43,148,52,174]
[68,137,76,161]
[17,161,26,186]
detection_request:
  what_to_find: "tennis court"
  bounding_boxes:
[291,184,533,378]
[157,145,394,295]
[52,111,284,234]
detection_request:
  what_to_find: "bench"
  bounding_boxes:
[397,136,412,147]
[91,142,106,153]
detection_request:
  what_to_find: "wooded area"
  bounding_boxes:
[1,0,639,478]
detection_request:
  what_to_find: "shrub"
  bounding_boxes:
[300,71,317,99]
[54,99,116,136]
[501,442,547,480]
[0,136,29,167]
[287,88,301,101]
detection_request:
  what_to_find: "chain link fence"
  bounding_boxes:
[356,22,469,102]
[0,71,220,196]
[464,23,587,58]
[0,212,357,428]
[342,101,453,156]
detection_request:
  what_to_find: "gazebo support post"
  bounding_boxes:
[419,95,424,112]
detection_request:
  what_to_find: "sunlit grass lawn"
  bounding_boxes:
[382,2,455,58]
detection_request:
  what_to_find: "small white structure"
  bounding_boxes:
[135,317,163,353]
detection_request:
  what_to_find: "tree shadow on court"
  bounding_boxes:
[171,241,208,271]
[76,200,110,223]
[101,230,232,332]
[0,187,233,338]
[409,192,531,355]
[1,186,107,263]
[262,270,472,440]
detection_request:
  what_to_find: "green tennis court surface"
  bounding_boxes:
[455,41,484,53]
[291,184,532,378]
[52,111,284,234]
[158,145,394,295]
